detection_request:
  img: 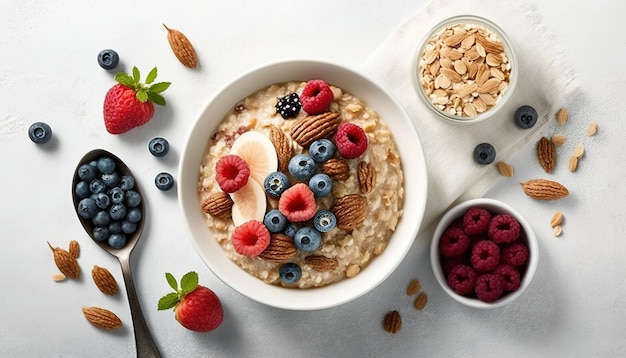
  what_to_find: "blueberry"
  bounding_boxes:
[89,179,106,194]
[308,173,332,197]
[101,172,120,188]
[93,192,111,209]
[77,198,98,219]
[118,176,135,191]
[293,227,322,252]
[92,210,111,227]
[309,139,335,163]
[108,233,127,249]
[125,190,142,207]
[514,105,538,129]
[148,137,170,157]
[263,209,288,233]
[264,171,291,197]
[97,157,116,174]
[155,172,174,191]
[109,203,127,221]
[288,154,316,181]
[108,187,125,204]
[28,122,52,144]
[77,164,97,182]
[121,220,137,234]
[313,210,337,233]
[275,93,301,119]
[473,143,496,165]
[126,207,142,223]
[108,221,122,234]
[74,181,91,199]
[93,227,110,242]
[279,263,302,284]
[283,223,298,238]
[97,49,119,70]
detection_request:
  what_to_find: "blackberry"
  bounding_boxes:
[275,93,301,119]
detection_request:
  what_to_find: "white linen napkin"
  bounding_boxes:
[361,0,579,243]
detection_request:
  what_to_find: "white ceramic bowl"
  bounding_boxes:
[179,59,428,310]
[414,15,518,124]
[430,198,538,309]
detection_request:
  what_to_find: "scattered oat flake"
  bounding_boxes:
[497,161,514,177]
[585,121,598,136]
[406,279,421,296]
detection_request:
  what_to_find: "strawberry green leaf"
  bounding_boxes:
[147,91,166,106]
[157,292,180,310]
[165,272,178,291]
[132,66,140,83]
[145,67,158,84]
[180,271,199,295]
[115,73,135,88]
[136,89,149,103]
[149,82,171,94]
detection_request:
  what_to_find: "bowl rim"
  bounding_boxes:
[430,198,538,309]
[178,58,428,310]
[412,14,518,125]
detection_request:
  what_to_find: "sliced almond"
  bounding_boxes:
[52,273,67,282]
[497,161,514,177]
[585,121,598,136]
[556,107,568,126]
[551,133,566,146]
[568,155,579,172]
[550,211,563,228]
[553,225,563,237]
[573,143,585,159]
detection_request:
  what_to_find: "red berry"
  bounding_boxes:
[104,84,154,134]
[462,207,492,235]
[501,242,529,267]
[439,226,470,257]
[215,154,250,193]
[175,286,224,332]
[470,240,500,272]
[487,214,521,244]
[441,255,470,277]
[278,183,317,222]
[475,273,504,302]
[447,264,477,296]
[300,79,334,114]
[494,264,521,291]
[334,122,368,159]
[231,220,271,257]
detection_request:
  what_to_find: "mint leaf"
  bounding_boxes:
[145,67,158,84]
[149,82,171,94]
[180,271,199,295]
[165,272,178,291]
[157,292,180,310]
[132,66,140,83]
[136,89,148,102]
[115,73,135,87]
[147,91,166,106]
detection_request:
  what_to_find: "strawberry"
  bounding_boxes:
[103,66,171,134]
[157,271,223,332]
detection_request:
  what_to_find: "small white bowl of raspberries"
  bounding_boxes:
[430,198,538,309]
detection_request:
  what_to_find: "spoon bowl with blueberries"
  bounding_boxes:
[71,148,160,357]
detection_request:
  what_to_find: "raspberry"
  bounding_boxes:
[495,264,521,291]
[278,183,317,222]
[231,220,270,257]
[470,240,500,272]
[334,122,368,159]
[299,79,334,114]
[501,242,529,267]
[441,255,470,278]
[475,274,504,302]
[447,265,477,296]
[462,207,492,235]
[215,154,250,193]
[275,93,301,119]
[487,214,521,244]
[438,226,470,257]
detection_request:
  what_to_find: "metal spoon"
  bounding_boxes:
[72,149,160,358]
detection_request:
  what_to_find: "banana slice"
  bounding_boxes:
[230,131,278,186]
[231,178,267,227]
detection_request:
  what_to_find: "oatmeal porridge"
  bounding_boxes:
[198,80,404,288]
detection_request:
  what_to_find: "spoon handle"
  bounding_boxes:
[119,256,161,358]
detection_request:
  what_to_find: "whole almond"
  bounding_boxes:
[413,292,428,310]
[406,279,421,296]
[556,107,568,126]
[332,194,367,230]
[496,161,514,177]
[91,265,119,296]
[258,233,297,262]
[201,191,234,219]
[322,158,350,181]
[68,240,80,259]
[520,179,569,200]
[305,255,338,272]
[290,112,341,147]
[163,24,198,68]
[383,310,402,334]
[269,126,292,173]
[47,242,80,279]
[358,161,376,193]
[82,307,122,330]
[537,137,556,173]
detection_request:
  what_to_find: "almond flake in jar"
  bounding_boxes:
[197,81,405,289]
[418,20,513,118]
